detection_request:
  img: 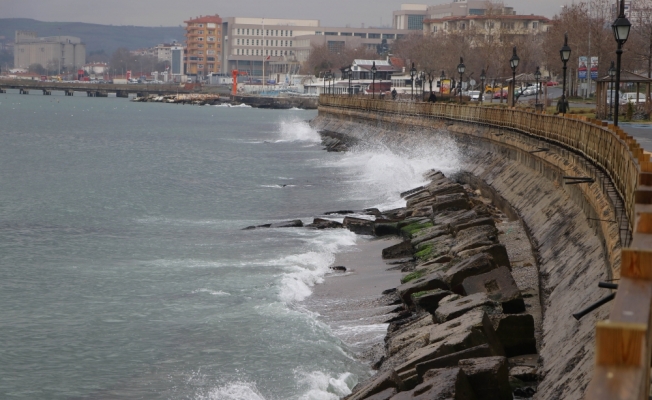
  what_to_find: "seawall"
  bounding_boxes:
[311,106,624,400]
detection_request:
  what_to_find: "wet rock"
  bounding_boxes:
[388,325,433,357]
[400,186,427,199]
[509,365,538,382]
[451,217,496,236]
[435,210,479,229]
[375,222,401,237]
[411,206,434,218]
[451,225,498,255]
[457,244,511,269]
[411,227,449,246]
[427,182,467,197]
[391,367,476,400]
[330,266,347,272]
[383,241,414,260]
[433,193,472,213]
[406,192,434,209]
[270,219,304,228]
[397,272,449,307]
[493,314,537,357]
[443,253,497,293]
[462,267,524,313]
[413,289,453,314]
[307,218,344,229]
[429,309,504,356]
[415,344,496,379]
[364,387,397,400]
[347,370,400,400]
[434,293,495,323]
[513,386,536,398]
[343,217,375,235]
[458,356,512,400]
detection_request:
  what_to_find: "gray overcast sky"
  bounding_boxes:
[0,0,570,27]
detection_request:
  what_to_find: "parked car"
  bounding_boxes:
[619,92,647,105]
[546,81,559,86]
[493,90,509,99]
[522,86,540,96]
[468,91,481,101]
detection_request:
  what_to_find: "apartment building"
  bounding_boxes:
[423,14,550,37]
[14,31,85,71]
[184,15,223,78]
[393,4,429,31]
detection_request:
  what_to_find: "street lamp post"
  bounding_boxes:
[457,57,465,104]
[612,0,632,127]
[535,66,541,107]
[608,61,616,120]
[480,69,486,105]
[440,70,445,98]
[328,69,332,95]
[419,71,425,101]
[509,47,520,107]
[371,61,377,99]
[560,33,571,114]
[322,71,326,95]
[410,62,416,100]
[346,65,352,96]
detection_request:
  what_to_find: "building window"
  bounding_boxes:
[382,33,395,39]
[208,30,214,34]
[198,51,204,55]
[247,39,250,45]
[198,64,203,69]
[237,39,240,45]
[198,37,204,41]
[523,22,529,29]
[208,37,215,42]
[198,30,204,34]
[198,24,204,27]
[325,32,338,35]
[354,32,366,38]
[407,15,424,30]
[327,41,345,53]
[207,50,215,55]
[469,9,485,15]
[208,64,214,69]
[341,32,352,36]
[533,22,539,29]
[460,23,466,30]
[368,33,380,39]
[197,44,204,48]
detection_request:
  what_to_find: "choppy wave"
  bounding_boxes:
[278,118,321,143]
[201,381,266,400]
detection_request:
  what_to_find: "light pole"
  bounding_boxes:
[328,69,332,95]
[535,66,541,107]
[419,71,425,101]
[608,61,616,120]
[440,70,445,97]
[612,0,631,127]
[480,69,486,105]
[371,61,377,99]
[560,33,571,114]
[410,62,416,100]
[457,57,465,104]
[322,71,326,95]
[346,65,352,96]
[509,47,519,107]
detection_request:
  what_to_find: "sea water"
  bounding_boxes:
[0,91,459,399]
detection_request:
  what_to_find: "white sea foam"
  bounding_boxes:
[193,288,231,296]
[278,118,321,143]
[201,381,266,400]
[296,371,357,400]
[277,229,358,303]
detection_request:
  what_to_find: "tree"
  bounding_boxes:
[28,63,45,75]
[301,43,378,76]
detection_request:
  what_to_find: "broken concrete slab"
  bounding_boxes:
[346,370,400,400]
[451,217,496,236]
[458,356,512,400]
[383,241,414,260]
[451,225,499,255]
[387,325,433,357]
[443,253,497,293]
[435,210,479,229]
[433,193,472,213]
[391,367,477,400]
[494,314,537,357]
[343,217,375,235]
[413,289,454,314]
[411,227,450,246]
[457,244,511,269]
[415,344,496,379]
[364,387,397,400]
[429,309,504,356]
[434,293,495,323]
[462,266,524,313]
[397,272,449,307]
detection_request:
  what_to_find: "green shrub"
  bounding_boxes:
[401,222,433,237]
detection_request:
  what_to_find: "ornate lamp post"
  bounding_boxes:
[608,61,616,120]
[534,66,541,107]
[440,70,445,97]
[612,0,631,126]
[371,61,377,99]
[509,47,520,107]
[347,65,353,96]
[480,69,486,104]
[328,69,333,95]
[322,71,327,95]
[410,62,417,100]
[419,71,425,101]
[559,33,571,114]
[457,57,465,104]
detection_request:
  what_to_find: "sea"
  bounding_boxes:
[0,91,460,399]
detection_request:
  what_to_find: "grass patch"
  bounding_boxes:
[401,269,426,284]
[401,222,433,237]
[411,290,431,299]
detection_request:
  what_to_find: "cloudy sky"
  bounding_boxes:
[1,0,572,27]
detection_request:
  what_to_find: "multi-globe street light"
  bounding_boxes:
[371,61,377,99]
[480,69,486,104]
[534,66,541,107]
[608,61,616,120]
[612,0,632,126]
[457,57,465,104]
[509,47,520,106]
[410,62,417,100]
[559,33,571,114]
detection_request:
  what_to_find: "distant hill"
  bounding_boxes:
[0,18,185,55]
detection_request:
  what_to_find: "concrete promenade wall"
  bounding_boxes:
[312,104,626,400]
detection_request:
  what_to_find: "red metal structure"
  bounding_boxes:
[231,70,249,96]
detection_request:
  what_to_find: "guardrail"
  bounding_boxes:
[319,94,652,400]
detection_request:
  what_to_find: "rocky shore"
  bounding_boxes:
[333,169,542,400]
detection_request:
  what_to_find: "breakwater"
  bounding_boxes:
[312,97,640,399]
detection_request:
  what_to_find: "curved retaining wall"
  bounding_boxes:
[311,102,629,399]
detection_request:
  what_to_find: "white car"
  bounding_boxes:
[619,92,647,105]
[468,91,481,101]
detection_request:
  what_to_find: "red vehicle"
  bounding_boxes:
[546,81,559,86]
[493,90,509,99]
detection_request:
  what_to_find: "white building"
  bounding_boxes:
[393,4,429,30]
[14,31,86,71]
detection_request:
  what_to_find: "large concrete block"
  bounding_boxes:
[451,217,496,236]
[435,209,478,229]
[364,388,397,400]
[458,357,512,400]
[343,216,375,235]
[415,344,496,379]
[462,266,525,313]
[434,293,495,323]
[347,370,400,400]
[387,325,433,357]
[429,309,504,356]
[413,289,453,314]
[411,227,449,246]
[390,367,477,400]
[433,193,472,213]
[451,225,498,255]
[427,182,467,197]
[494,314,537,357]
[457,244,511,269]
[397,272,449,307]
[383,241,414,259]
[443,253,497,293]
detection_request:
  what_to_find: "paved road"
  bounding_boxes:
[618,123,652,152]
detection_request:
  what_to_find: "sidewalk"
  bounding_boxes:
[617,122,652,152]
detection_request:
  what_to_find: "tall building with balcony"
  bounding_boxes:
[184,15,223,78]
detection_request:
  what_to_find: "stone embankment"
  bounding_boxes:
[311,110,620,400]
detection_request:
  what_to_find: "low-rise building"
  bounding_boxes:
[423,13,551,37]
[393,4,429,31]
[14,31,86,71]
